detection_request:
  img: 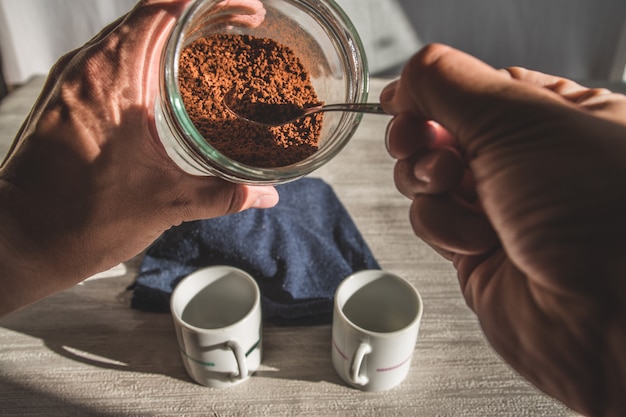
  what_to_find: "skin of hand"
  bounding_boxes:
[0,0,277,316]
[381,44,626,417]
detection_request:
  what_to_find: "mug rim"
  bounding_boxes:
[334,269,423,337]
[170,265,261,333]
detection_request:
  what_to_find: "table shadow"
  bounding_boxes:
[0,378,152,417]
[0,264,345,387]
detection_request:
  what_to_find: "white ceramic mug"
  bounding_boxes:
[332,270,423,391]
[170,266,262,388]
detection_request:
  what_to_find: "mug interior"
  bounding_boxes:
[337,272,421,333]
[171,267,259,330]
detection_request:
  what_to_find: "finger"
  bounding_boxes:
[394,147,466,197]
[429,245,456,261]
[385,115,456,159]
[502,66,607,98]
[499,66,567,89]
[215,0,265,12]
[502,66,609,103]
[214,0,266,27]
[503,66,626,123]
[176,178,278,222]
[385,114,433,159]
[409,194,498,255]
[452,252,494,309]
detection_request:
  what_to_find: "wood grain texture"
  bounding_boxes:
[0,77,579,416]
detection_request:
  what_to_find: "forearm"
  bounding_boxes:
[0,180,71,316]
[0,191,38,315]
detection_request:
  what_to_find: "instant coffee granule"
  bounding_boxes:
[178,34,323,168]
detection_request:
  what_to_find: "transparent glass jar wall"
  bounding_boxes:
[154,0,369,184]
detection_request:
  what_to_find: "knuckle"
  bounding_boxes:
[224,185,247,214]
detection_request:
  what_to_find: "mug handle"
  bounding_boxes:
[349,342,372,386]
[226,340,248,381]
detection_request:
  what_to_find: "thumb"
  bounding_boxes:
[177,178,279,222]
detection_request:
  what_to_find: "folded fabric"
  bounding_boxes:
[130,177,379,324]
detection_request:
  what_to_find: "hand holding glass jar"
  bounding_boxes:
[0,0,278,316]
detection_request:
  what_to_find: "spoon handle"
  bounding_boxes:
[315,102,386,115]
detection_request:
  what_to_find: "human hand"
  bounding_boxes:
[0,0,276,315]
[381,44,626,416]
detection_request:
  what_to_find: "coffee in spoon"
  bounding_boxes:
[223,87,385,127]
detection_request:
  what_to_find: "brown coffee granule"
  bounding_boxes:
[178,34,323,168]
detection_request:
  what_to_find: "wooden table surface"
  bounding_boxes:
[0,76,579,416]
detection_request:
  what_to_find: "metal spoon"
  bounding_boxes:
[223,88,386,127]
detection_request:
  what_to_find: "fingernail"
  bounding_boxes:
[412,152,434,183]
[380,81,398,103]
[384,116,398,155]
[422,121,438,146]
[252,193,279,209]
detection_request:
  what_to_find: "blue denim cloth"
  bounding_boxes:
[130,177,379,324]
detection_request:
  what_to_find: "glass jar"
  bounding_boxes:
[154,0,369,184]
